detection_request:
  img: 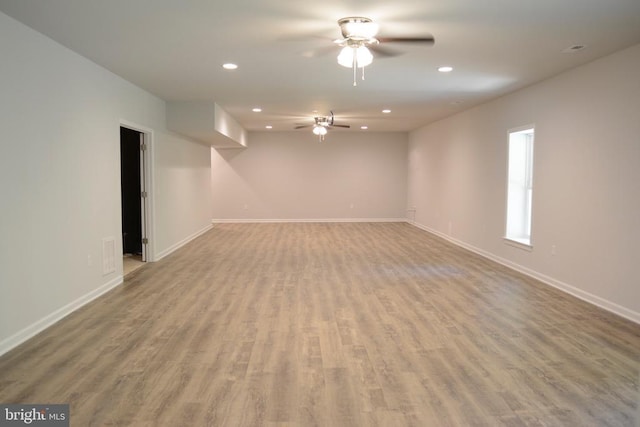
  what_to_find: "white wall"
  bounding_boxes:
[408,43,640,322]
[154,133,213,259]
[0,12,213,353]
[212,131,408,221]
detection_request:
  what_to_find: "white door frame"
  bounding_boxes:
[120,120,156,262]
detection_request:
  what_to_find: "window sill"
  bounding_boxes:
[503,237,533,252]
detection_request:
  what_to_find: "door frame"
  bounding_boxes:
[120,120,156,262]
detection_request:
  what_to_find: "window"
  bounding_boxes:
[505,127,534,247]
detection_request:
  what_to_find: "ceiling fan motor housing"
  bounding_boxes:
[338,17,378,41]
[315,117,330,126]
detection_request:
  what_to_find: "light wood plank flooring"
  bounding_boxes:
[0,223,638,426]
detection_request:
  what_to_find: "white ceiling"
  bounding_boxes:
[1,0,640,132]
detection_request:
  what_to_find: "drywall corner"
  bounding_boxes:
[167,101,247,148]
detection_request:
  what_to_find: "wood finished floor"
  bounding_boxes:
[0,223,638,426]
[123,254,144,276]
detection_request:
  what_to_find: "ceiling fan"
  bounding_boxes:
[334,16,435,85]
[295,111,351,141]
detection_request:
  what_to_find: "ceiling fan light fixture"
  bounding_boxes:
[355,45,373,67]
[337,46,353,67]
[312,125,328,136]
[335,16,435,86]
[337,45,373,68]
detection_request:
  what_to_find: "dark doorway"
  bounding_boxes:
[120,127,143,257]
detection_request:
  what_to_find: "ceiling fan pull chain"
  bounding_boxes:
[352,53,357,86]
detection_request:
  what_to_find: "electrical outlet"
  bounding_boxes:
[551,245,557,255]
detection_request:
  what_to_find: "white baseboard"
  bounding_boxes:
[0,275,123,357]
[212,218,406,224]
[155,224,213,261]
[409,220,640,325]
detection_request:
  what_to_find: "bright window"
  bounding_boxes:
[505,127,534,247]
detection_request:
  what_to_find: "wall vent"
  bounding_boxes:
[562,44,587,53]
[102,237,116,275]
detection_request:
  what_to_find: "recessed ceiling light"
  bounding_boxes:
[361,126,368,130]
[252,108,262,112]
[438,66,453,73]
[382,109,391,114]
[222,63,238,70]
[265,125,273,129]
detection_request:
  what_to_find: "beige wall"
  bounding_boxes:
[212,131,408,221]
[408,43,640,322]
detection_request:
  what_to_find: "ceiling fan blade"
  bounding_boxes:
[330,124,351,128]
[377,35,435,45]
[294,124,313,129]
[368,45,402,57]
[301,45,339,58]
